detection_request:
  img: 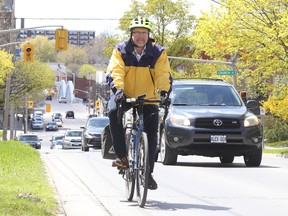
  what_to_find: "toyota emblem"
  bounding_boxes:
[213,119,223,126]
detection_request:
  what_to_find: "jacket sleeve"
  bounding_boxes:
[106,49,125,94]
[154,49,173,94]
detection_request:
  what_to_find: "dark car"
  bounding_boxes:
[52,112,62,121]
[18,134,42,149]
[81,117,109,151]
[45,121,59,131]
[65,111,75,119]
[156,79,263,167]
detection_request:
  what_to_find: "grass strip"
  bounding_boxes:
[0,140,57,216]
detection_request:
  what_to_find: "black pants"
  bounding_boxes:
[108,99,159,173]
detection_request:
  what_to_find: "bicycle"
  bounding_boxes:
[117,93,161,207]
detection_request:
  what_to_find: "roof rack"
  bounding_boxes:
[173,78,225,82]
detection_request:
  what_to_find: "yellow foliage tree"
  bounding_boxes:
[0,50,14,85]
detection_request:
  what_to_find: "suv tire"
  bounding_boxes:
[220,156,234,164]
[160,129,177,165]
[244,146,262,167]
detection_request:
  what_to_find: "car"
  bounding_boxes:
[34,110,43,118]
[88,114,98,119]
[52,112,62,121]
[58,97,67,103]
[45,121,59,131]
[62,129,83,149]
[31,120,44,130]
[81,116,109,151]
[54,118,63,127]
[32,116,44,122]
[65,111,75,119]
[18,134,42,149]
[156,79,264,167]
[50,134,64,149]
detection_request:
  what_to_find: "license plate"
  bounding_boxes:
[211,135,227,143]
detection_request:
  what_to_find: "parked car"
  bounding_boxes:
[54,118,63,127]
[50,134,64,149]
[62,129,83,149]
[45,121,58,131]
[81,117,109,151]
[34,110,43,118]
[18,134,42,149]
[58,97,67,103]
[65,111,75,119]
[156,79,263,167]
[31,120,44,130]
[52,112,62,121]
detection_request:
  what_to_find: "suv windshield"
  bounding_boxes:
[171,84,242,106]
[88,118,109,128]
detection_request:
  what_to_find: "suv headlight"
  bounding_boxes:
[170,114,190,126]
[244,115,260,127]
[84,131,93,138]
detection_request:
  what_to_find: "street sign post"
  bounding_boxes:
[217,70,236,76]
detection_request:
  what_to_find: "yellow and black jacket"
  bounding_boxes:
[107,39,173,101]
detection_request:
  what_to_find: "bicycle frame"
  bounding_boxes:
[121,94,161,207]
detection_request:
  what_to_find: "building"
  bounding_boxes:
[18,29,95,46]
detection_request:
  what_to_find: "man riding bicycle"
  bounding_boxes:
[106,16,173,190]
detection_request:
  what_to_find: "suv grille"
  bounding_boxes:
[195,118,240,129]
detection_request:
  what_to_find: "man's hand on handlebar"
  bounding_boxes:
[160,91,171,107]
[115,89,125,104]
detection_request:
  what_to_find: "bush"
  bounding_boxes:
[264,115,288,142]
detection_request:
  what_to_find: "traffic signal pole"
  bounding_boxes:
[0,25,65,140]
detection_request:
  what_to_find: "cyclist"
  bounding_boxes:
[106,16,173,190]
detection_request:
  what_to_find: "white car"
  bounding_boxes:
[62,129,83,149]
[54,119,63,127]
[58,97,67,103]
[31,120,44,130]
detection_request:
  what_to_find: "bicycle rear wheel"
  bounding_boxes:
[136,131,149,207]
[125,130,135,201]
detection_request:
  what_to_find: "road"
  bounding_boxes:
[31,99,288,216]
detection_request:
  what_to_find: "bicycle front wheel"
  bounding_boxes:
[125,129,135,201]
[136,131,149,208]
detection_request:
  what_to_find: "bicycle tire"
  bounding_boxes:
[136,131,149,207]
[125,129,135,201]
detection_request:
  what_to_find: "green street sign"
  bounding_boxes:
[217,70,236,76]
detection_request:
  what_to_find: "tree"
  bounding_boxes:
[0,50,13,85]
[191,0,288,96]
[29,35,58,62]
[57,44,88,77]
[0,50,14,107]
[118,0,195,47]
[10,60,55,102]
[78,64,96,79]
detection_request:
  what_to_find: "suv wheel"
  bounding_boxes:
[160,129,177,165]
[220,156,234,164]
[82,141,89,151]
[244,146,262,167]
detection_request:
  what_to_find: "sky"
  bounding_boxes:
[14,0,216,34]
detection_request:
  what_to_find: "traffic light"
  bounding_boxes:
[55,28,68,50]
[23,44,34,63]
[27,101,34,109]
